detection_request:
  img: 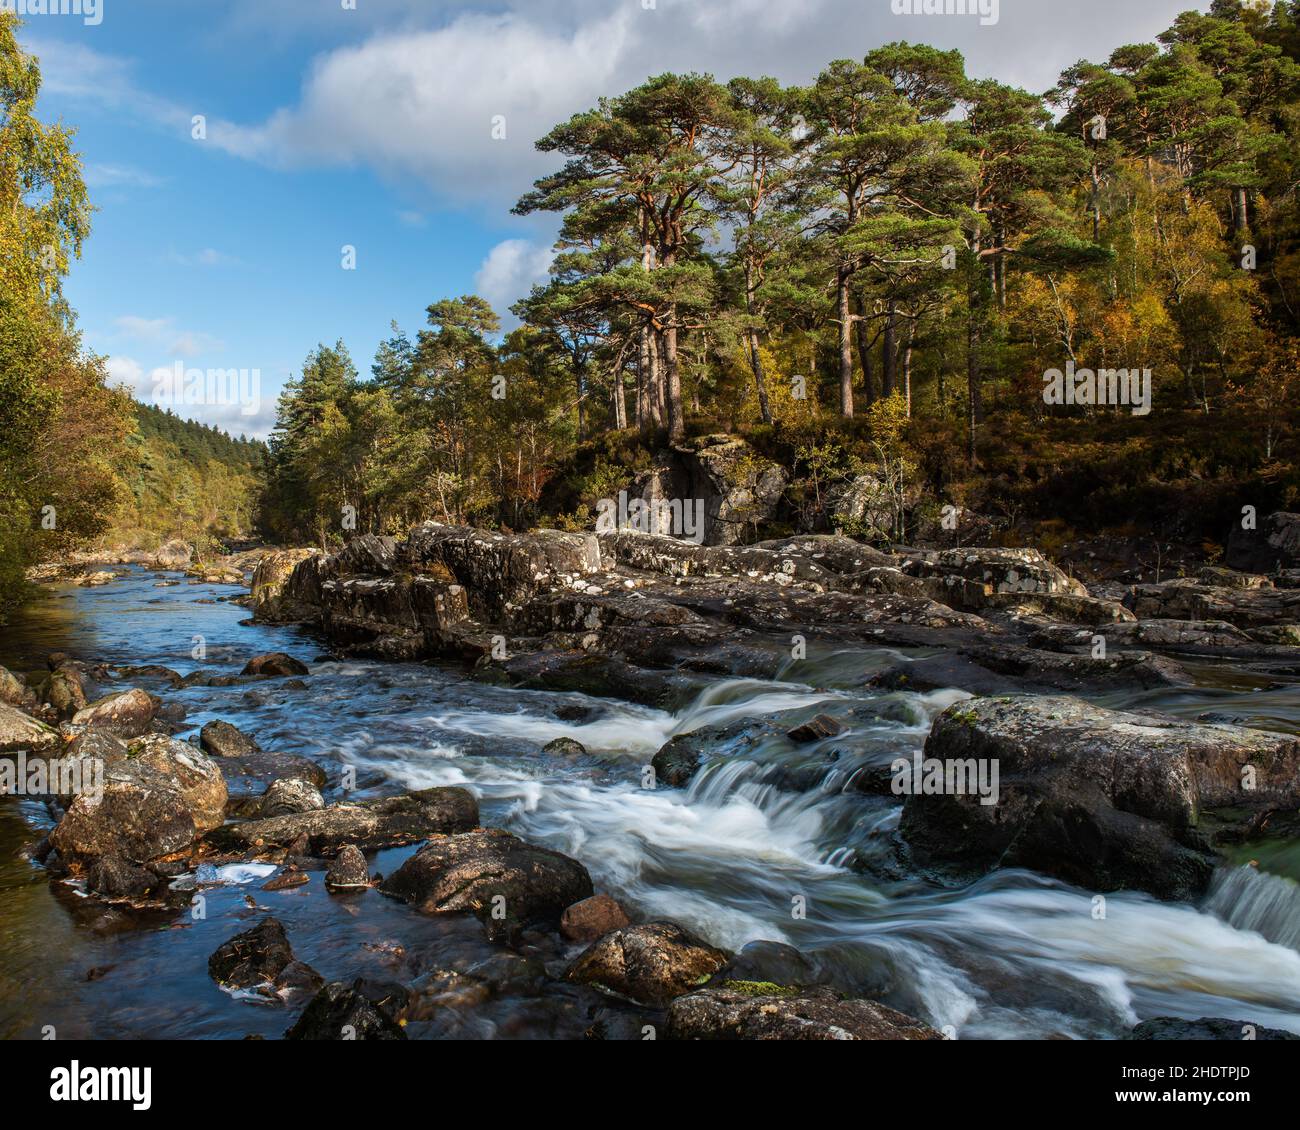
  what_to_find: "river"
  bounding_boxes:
[2,566,1299,1039]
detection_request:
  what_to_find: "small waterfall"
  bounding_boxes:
[1205,865,1300,951]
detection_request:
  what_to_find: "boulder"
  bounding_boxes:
[398,524,601,619]
[199,719,261,758]
[85,855,161,901]
[626,435,787,547]
[651,733,706,788]
[0,666,36,711]
[71,688,158,738]
[122,735,227,833]
[216,787,478,856]
[0,702,60,755]
[1226,511,1300,573]
[52,765,201,866]
[249,549,319,621]
[208,917,322,1002]
[285,981,406,1040]
[900,696,1300,899]
[152,539,193,569]
[560,894,631,942]
[565,922,729,1006]
[542,737,587,758]
[380,828,593,940]
[324,844,371,891]
[1124,580,1300,631]
[259,777,325,817]
[45,666,90,718]
[902,547,1088,599]
[667,986,942,1041]
[241,653,310,677]
[1124,1017,1299,1041]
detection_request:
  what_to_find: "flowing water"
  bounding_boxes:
[2,566,1299,1040]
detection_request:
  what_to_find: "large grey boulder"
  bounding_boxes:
[900,696,1300,899]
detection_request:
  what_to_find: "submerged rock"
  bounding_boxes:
[542,737,588,758]
[1124,1017,1300,1041]
[565,922,729,1006]
[208,917,322,1002]
[285,981,406,1040]
[241,652,310,677]
[900,696,1300,899]
[380,828,592,940]
[667,986,942,1041]
[216,787,478,856]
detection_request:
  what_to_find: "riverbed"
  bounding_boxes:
[2,566,1298,1039]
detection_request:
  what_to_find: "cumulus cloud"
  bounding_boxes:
[114,315,226,357]
[106,355,279,439]
[474,239,558,322]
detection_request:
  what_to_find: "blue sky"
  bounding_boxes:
[18,0,1203,438]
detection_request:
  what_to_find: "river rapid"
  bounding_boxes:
[2,566,1299,1040]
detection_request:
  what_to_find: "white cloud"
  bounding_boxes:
[113,315,225,357]
[106,355,278,439]
[474,238,558,321]
[83,163,166,189]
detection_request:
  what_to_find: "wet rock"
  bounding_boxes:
[285,981,406,1040]
[219,750,327,805]
[542,737,587,758]
[873,643,1190,696]
[52,766,201,866]
[1124,1017,1299,1041]
[71,688,158,738]
[565,922,729,1006]
[199,719,261,758]
[787,714,846,744]
[651,734,705,788]
[86,855,161,901]
[216,787,479,856]
[667,986,942,1040]
[75,571,118,587]
[715,940,824,990]
[497,649,696,709]
[259,777,325,817]
[241,652,310,677]
[324,845,371,891]
[208,917,322,1001]
[900,696,1300,899]
[381,828,593,940]
[560,894,631,942]
[0,702,60,755]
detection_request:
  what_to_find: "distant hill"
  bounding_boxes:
[107,402,267,553]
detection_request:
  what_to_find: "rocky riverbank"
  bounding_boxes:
[2,517,1299,1039]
